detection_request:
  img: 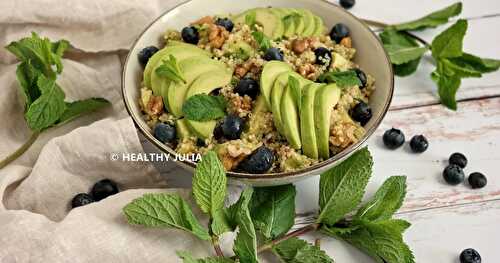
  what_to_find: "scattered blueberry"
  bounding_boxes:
[238,146,274,174]
[468,172,487,189]
[181,26,199,44]
[196,138,206,147]
[383,128,405,149]
[340,0,356,9]
[330,23,350,43]
[221,115,245,140]
[71,193,95,208]
[91,179,119,201]
[263,47,284,61]
[137,46,159,67]
[314,47,332,66]
[449,152,467,168]
[216,17,234,32]
[153,123,177,144]
[460,248,481,263]
[350,102,372,126]
[354,68,367,88]
[235,77,260,99]
[443,164,465,185]
[409,135,429,153]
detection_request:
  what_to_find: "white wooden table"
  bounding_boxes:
[141,1,500,261]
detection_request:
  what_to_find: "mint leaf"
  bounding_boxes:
[288,76,302,113]
[392,2,462,31]
[249,184,296,239]
[233,188,258,263]
[379,29,426,76]
[432,69,461,110]
[177,251,235,263]
[193,151,227,215]
[394,58,422,77]
[384,44,428,65]
[273,237,334,263]
[25,75,67,131]
[224,188,254,231]
[16,60,41,107]
[354,176,407,222]
[155,55,186,84]
[57,98,110,125]
[333,220,415,263]
[251,31,272,51]
[182,94,226,121]
[317,147,373,225]
[431,19,467,59]
[211,208,232,236]
[447,53,500,74]
[318,70,362,88]
[245,11,257,28]
[123,193,210,241]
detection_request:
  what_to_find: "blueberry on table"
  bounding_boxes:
[443,164,465,185]
[383,128,405,149]
[137,46,159,67]
[215,17,234,32]
[153,123,176,144]
[314,47,332,66]
[181,26,199,44]
[409,135,429,153]
[449,152,467,168]
[468,172,487,189]
[235,77,260,99]
[340,0,356,9]
[460,248,481,263]
[330,23,350,43]
[71,193,95,208]
[238,146,274,174]
[354,68,367,89]
[263,47,284,61]
[91,179,119,201]
[350,101,372,126]
[221,115,245,140]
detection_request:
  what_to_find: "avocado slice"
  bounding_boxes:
[331,52,351,71]
[145,44,210,88]
[234,8,284,39]
[167,57,228,117]
[300,83,324,159]
[312,16,325,36]
[291,9,305,36]
[183,70,232,139]
[280,75,312,150]
[314,84,341,159]
[299,9,315,37]
[227,41,255,60]
[176,119,191,139]
[270,71,301,135]
[244,95,270,140]
[260,61,292,108]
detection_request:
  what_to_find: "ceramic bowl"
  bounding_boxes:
[122,0,393,186]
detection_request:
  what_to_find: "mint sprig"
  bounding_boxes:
[391,2,462,31]
[318,69,362,88]
[182,94,227,122]
[251,31,272,52]
[123,147,414,263]
[155,54,186,84]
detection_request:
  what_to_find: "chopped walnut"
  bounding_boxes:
[340,37,352,48]
[217,141,254,170]
[235,64,249,78]
[292,39,308,54]
[208,24,228,49]
[234,60,261,78]
[191,16,214,25]
[146,95,164,116]
[298,64,315,79]
[227,94,253,118]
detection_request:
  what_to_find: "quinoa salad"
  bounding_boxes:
[137,7,375,174]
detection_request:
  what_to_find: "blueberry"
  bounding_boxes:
[181,26,199,44]
[449,152,467,168]
[71,193,95,208]
[468,172,487,189]
[460,248,481,263]
[383,128,405,149]
[216,17,234,32]
[221,115,244,140]
[235,77,260,99]
[238,146,274,174]
[409,135,429,153]
[153,123,176,144]
[213,121,224,140]
[91,179,119,201]
[263,47,284,61]
[350,102,372,126]
[355,68,367,88]
[340,0,356,9]
[330,23,350,43]
[314,47,332,66]
[443,164,465,185]
[196,138,206,147]
[137,46,159,67]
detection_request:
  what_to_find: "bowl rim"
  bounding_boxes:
[122,0,394,180]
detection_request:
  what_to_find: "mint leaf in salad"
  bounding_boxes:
[251,31,272,51]
[182,94,226,121]
[155,54,186,84]
[391,2,462,31]
[318,70,362,88]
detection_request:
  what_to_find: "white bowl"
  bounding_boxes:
[122,0,393,186]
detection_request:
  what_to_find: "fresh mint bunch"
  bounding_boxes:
[123,147,414,263]
[378,2,500,110]
[0,33,110,169]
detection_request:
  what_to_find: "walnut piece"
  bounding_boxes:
[292,39,308,54]
[191,16,214,25]
[298,64,315,78]
[147,95,164,116]
[340,37,352,48]
[208,24,228,49]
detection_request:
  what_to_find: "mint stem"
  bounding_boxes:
[361,19,432,48]
[257,223,320,253]
[211,235,224,257]
[0,131,40,169]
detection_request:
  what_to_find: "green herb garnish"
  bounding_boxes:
[251,31,272,52]
[155,54,186,84]
[182,94,226,122]
[318,70,362,88]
